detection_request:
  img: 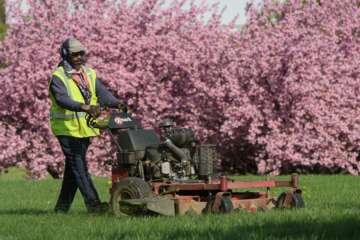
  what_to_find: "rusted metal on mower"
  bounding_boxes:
[140,174,299,195]
[87,110,305,216]
[110,172,303,215]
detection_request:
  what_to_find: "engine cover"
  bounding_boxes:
[117,129,160,164]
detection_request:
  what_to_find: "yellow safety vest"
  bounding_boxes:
[49,66,100,137]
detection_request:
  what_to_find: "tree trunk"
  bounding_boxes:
[0,0,5,25]
[0,0,6,40]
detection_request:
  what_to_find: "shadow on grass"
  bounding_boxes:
[105,215,360,240]
[0,208,53,216]
[171,217,360,240]
[326,202,360,211]
[0,208,115,217]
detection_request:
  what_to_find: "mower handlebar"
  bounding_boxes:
[86,109,141,130]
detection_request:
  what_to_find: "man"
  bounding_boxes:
[49,38,126,213]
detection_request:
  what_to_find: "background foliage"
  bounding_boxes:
[1,0,360,178]
[222,0,360,175]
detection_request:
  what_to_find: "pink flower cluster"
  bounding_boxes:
[1,0,359,178]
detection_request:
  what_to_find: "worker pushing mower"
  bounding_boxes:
[49,38,304,215]
[49,38,127,213]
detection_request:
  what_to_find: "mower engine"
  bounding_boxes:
[110,113,216,182]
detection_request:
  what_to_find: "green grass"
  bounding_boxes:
[0,168,359,240]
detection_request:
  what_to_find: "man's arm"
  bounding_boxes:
[50,76,83,111]
[50,76,125,111]
[96,79,124,108]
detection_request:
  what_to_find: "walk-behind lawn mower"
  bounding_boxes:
[87,110,304,216]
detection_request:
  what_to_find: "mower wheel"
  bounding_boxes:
[203,195,233,214]
[203,198,215,214]
[111,177,152,216]
[219,196,234,213]
[276,190,305,209]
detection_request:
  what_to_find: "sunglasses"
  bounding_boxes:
[70,51,85,58]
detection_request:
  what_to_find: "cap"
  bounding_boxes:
[67,38,86,53]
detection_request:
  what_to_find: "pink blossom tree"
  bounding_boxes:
[1,0,360,178]
[0,0,238,177]
[221,0,360,175]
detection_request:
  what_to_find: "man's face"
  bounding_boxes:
[68,51,85,70]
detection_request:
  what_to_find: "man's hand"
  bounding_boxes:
[118,102,128,113]
[81,104,101,117]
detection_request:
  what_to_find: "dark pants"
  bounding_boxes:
[54,136,100,212]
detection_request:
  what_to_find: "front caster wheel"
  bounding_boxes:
[276,189,304,209]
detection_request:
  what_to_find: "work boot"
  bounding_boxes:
[87,201,109,214]
[54,204,70,214]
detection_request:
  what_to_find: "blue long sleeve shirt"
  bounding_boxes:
[50,75,122,112]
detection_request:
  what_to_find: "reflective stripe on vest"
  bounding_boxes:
[50,111,86,120]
